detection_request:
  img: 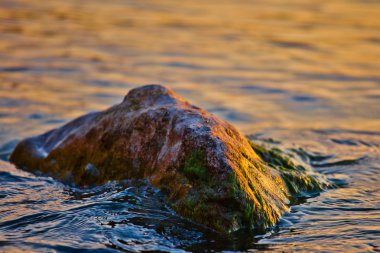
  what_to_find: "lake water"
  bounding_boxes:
[0,0,379,252]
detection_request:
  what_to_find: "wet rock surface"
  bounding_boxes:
[10,84,325,233]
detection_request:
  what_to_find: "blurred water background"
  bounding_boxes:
[0,0,379,252]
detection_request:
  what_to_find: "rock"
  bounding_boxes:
[10,84,325,233]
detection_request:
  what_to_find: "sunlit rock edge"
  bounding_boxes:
[10,84,328,233]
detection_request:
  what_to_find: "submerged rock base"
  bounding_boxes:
[10,84,326,233]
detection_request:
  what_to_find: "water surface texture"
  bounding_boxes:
[0,0,379,252]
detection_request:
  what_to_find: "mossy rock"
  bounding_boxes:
[10,84,328,234]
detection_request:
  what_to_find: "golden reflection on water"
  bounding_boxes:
[0,0,379,141]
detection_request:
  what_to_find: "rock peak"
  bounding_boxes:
[123,84,186,108]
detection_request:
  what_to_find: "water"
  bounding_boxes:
[0,0,379,251]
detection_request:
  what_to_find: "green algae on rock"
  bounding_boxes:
[10,84,327,233]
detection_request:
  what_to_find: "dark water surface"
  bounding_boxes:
[0,0,379,252]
